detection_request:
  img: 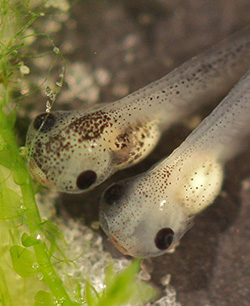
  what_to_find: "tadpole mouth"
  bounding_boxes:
[99,211,129,255]
[110,235,129,255]
[28,159,49,187]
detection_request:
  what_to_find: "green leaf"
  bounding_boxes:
[104,260,140,303]
[104,263,115,288]
[34,291,55,306]
[73,283,84,303]
[0,149,15,169]
[41,220,69,261]
[21,232,40,247]
[99,260,157,305]
[85,281,99,306]
[0,188,23,220]
[42,220,66,244]
[13,162,29,186]
[10,245,38,278]
[0,266,13,306]
[7,110,16,129]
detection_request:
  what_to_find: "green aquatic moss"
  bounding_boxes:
[0,1,156,305]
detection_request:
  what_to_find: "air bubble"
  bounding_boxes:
[161,274,171,286]
[20,65,30,74]
[139,270,151,281]
[53,47,60,54]
[56,81,62,87]
[46,101,51,113]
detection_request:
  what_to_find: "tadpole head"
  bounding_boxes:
[100,176,192,258]
[25,110,116,193]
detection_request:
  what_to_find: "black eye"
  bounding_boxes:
[76,170,97,190]
[103,184,124,205]
[154,228,174,250]
[33,113,56,132]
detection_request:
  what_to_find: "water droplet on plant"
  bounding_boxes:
[36,272,44,280]
[46,101,51,113]
[55,296,66,305]
[45,86,52,96]
[32,262,39,270]
[20,65,30,74]
[19,146,26,157]
[36,233,44,242]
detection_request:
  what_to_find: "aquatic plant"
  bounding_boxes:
[0,1,156,305]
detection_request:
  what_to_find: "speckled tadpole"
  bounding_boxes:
[100,70,250,258]
[26,27,250,193]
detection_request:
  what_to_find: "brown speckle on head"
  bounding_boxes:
[68,111,111,141]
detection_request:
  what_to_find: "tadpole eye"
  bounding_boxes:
[33,113,56,132]
[154,228,174,250]
[103,184,124,205]
[76,170,97,190]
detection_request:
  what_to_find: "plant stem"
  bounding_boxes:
[0,2,78,303]
[0,107,76,305]
[0,267,13,306]
[21,183,74,305]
